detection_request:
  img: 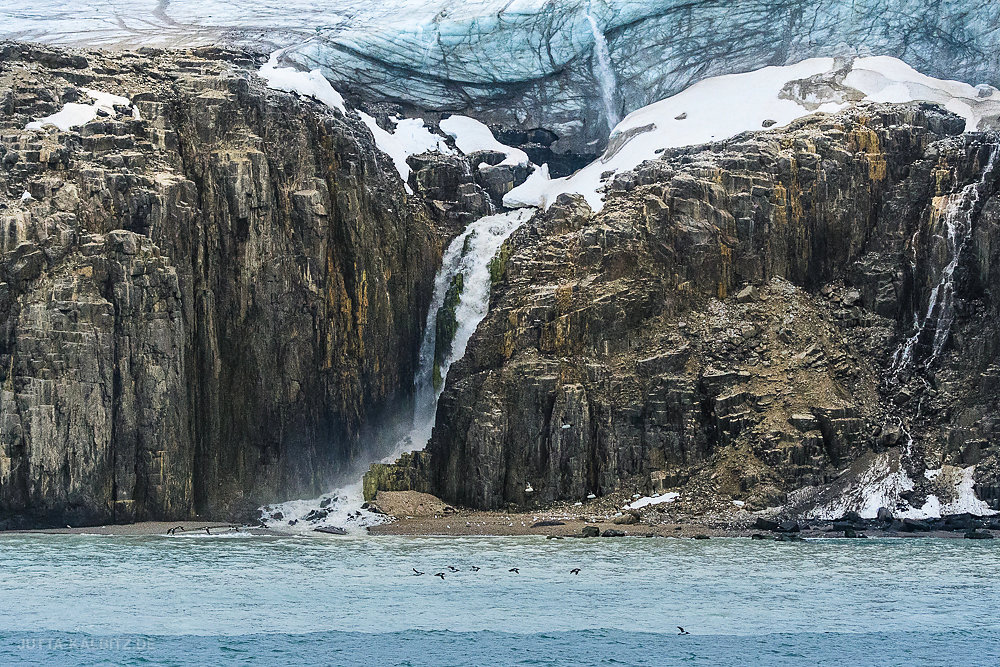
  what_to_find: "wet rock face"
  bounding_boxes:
[0,45,440,527]
[423,104,1000,511]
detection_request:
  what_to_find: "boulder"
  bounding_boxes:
[582,525,600,538]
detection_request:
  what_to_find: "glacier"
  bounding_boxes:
[5,0,1000,152]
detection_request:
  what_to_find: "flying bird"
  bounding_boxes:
[570,568,581,575]
[412,568,425,576]
[677,627,690,635]
[470,566,481,572]
[435,572,446,579]
[509,568,519,574]
[447,566,460,572]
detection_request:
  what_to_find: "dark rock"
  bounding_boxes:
[775,520,801,533]
[901,518,932,532]
[531,520,566,527]
[750,533,768,540]
[582,525,600,538]
[692,534,710,539]
[753,518,779,531]
[602,529,627,537]
[314,527,348,536]
[774,533,805,542]
[877,508,894,523]
[964,530,995,540]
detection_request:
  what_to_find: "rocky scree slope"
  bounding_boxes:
[0,44,481,528]
[376,104,1000,517]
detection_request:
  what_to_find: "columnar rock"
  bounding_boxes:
[419,105,1000,511]
[0,44,440,527]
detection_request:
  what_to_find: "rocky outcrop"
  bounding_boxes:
[0,44,442,527]
[417,104,1000,512]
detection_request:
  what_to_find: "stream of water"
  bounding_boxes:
[259,208,533,532]
[892,143,999,373]
[585,11,621,132]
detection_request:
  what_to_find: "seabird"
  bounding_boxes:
[509,568,519,574]
[677,627,690,635]
[412,568,425,576]
[447,566,460,572]
[570,568,581,575]
[434,572,446,579]
[470,566,481,572]
[205,527,211,535]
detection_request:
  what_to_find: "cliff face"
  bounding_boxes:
[0,45,440,527]
[421,105,1000,514]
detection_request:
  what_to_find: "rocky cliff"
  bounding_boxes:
[0,44,444,527]
[414,104,1000,516]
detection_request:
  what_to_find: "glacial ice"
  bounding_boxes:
[9,0,1000,152]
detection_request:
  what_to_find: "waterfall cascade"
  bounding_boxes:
[260,209,533,532]
[584,12,621,132]
[892,142,999,374]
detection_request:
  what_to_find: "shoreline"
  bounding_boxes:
[4,515,995,541]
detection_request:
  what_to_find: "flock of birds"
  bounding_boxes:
[410,565,581,578]
[408,566,692,634]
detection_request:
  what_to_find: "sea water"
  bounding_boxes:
[1,534,998,665]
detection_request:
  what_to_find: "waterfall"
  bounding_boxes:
[585,12,621,132]
[892,143,999,374]
[260,209,533,532]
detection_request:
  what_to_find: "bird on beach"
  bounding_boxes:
[435,572,446,580]
[509,568,519,574]
[447,565,460,572]
[470,566,481,572]
[570,568,581,575]
[677,627,690,635]
[412,568,425,576]
[205,527,211,535]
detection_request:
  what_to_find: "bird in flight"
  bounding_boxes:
[412,568,424,576]
[470,566,481,572]
[435,572,446,579]
[509,568,519,574]
[677,627,690,635]
[447,566,460,572]
[570,568,581,575]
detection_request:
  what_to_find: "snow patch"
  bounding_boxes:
[628,492,679,509]
[506,55,1000,212]
[26,88,132,132]
[439,115,529,167]
[358,113,454,194]
[259,50,346,112]
[810,453,996,520]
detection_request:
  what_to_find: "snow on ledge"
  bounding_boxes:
[259,51,346,113]
[505,55,1000,213]
[439,115,529,167]
[26,88,132,132]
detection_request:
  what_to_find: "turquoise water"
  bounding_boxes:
[1,534,998,665]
